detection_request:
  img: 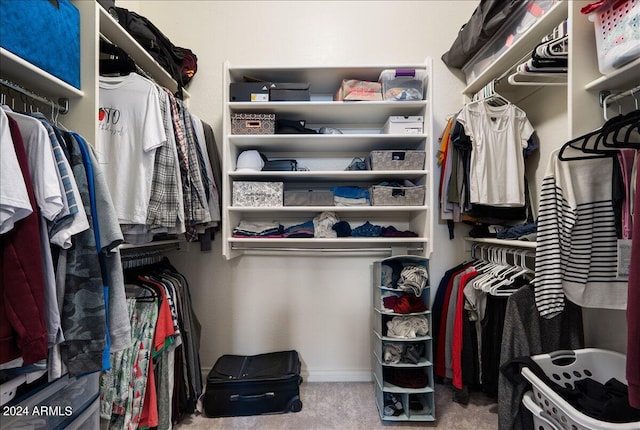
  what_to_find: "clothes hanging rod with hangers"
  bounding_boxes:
[0,78,69,114]
[599,85,640,108]
[119,240,181,256]
[99,34,157,83]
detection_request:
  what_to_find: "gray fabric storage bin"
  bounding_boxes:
[284,190,334,206]
[370,184,425,206]
[369,150,425,170]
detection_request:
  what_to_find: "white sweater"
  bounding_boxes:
[534,147,627,318]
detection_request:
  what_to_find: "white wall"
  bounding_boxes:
[117,0,479,380]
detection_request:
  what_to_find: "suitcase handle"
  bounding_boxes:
[229,392,275,402]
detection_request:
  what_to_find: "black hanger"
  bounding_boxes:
[557,111,638,161]
[99,39,136,76]
[134,277,164,303]
[600,109,640,149]
[557,127,615,161]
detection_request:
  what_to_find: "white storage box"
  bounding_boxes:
[379,69,425,101]
[588,0,640,74]
[521,348,639,430]
[232,181,283,207]
[370,183,425,206]
[370,150,425,170]
[383,116,424,134]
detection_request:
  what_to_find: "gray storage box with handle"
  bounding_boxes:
[369,150,425,170]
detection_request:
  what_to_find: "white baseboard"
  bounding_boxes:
[302,369,372,383]
[201,367,373,383]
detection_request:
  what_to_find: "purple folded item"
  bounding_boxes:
[381,226,418,237]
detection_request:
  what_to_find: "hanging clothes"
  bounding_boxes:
[1,101,132,377]
[534,147,628,317]
[97,73,167,227]
[498,285,584,430]
[100,258,203,430]
[0,109,32,234]
[456,101,534,207]
[0,110,48,367]
[627,150,640,408]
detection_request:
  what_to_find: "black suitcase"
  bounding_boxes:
[204,350,303,417]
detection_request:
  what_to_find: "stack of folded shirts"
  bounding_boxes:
[331,186,370,206]
[232,220,284,238]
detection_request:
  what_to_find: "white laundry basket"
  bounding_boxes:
[521,348,640,430]
[523,391,561,430]
[588,0,640,74]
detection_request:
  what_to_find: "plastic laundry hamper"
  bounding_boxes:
[588,0,640,74]
[523,391,562,430]
[521,348,640,430]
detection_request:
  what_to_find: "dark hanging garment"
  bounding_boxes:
[441,0,524,69]
[1,116,48,366]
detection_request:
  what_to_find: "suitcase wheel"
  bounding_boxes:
[288,396,303,413]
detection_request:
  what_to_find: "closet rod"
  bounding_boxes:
[231,245,424,252]
[119,240,181,257]
[600,84,640,107]
[99,34,159,85]
[0,78,69,114]
[232,246,424,255]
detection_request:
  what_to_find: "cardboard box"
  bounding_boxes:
[334,80,382,101]
[231,113,275,134]
[230,82,310,101]
[269,83,310,101]
[383,116,424,134]
[232,181,283,207]
[229,82,271,102]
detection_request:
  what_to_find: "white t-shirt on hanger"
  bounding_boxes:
[0,109,32,234]
[98,73,166,225]
[5,110,64,221]
[457,102,534,207]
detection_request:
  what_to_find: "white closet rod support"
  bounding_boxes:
[0,78,69,114]
[599,85,640,108]
[507,72,567,86]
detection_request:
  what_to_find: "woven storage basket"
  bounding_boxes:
[369,150,425,170]
[370,184,425,206]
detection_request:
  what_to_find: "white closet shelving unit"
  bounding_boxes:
[451,0,638,351]
[222,61,434,259]
[459,0,639,251]
[462,0,638,144]
[0,0,185,415]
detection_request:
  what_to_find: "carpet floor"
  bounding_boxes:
[175,382,498,429]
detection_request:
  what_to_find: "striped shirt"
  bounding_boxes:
[534,147,628,318]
